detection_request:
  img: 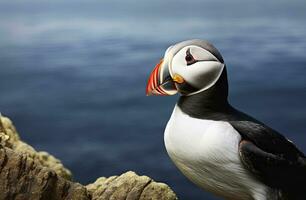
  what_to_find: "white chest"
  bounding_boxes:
[164,105,268,200]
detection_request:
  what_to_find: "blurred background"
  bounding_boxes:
[0,0,306,199]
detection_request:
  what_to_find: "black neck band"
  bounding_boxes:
[177,67,231,119]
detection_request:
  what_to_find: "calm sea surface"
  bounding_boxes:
[0,1,306,199]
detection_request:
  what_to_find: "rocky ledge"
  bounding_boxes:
[0,115,178,200]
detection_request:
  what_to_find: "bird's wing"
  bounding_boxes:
[229,121,306,197]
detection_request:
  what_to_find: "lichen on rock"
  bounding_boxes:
[0,115,178,200]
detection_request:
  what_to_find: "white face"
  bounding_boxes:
[168,45,224,95]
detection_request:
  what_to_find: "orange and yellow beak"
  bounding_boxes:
[146,59,178,96]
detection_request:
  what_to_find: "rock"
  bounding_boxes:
[0,115,72,180]
[0,115,178,200]
[0,147,90,200]
[86,171,177,200]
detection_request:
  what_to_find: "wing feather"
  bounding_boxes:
[231,121,306,199]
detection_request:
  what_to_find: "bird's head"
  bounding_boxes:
[146,39,225,96]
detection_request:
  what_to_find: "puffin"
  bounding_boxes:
[146,39,306,200]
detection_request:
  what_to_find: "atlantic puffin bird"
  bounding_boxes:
[146,39,306,200]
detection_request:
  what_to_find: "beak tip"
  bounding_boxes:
[145,87,151,96]
[146,58,178,96]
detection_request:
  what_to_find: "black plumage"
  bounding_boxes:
[178,67,306,199]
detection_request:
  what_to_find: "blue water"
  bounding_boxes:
[0,0,306,199]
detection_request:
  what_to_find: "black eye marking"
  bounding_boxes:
[185,49,197,66]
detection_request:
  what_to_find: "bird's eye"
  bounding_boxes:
[185,49,197,66]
